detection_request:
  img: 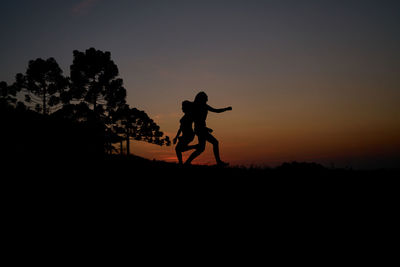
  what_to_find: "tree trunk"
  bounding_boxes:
[126,134,130,156]
[43,85,47,115]
[93,96,97,113]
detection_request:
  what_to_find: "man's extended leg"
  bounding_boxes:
[207,133,228,166]
[185,137,205,165]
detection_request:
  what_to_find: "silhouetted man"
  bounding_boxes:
[185,91,232,166]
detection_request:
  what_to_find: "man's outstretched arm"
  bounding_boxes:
[207,105,232,113]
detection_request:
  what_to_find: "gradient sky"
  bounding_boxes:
[1,0,399,168]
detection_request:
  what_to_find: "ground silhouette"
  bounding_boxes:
[62,154,398,179]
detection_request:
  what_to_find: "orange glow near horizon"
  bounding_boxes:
[123,52,400,169]
[127,109,400,168]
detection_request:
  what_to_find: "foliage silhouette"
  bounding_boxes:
[14,58,69,115]
[113,105,171,155]
[70,48,126,117]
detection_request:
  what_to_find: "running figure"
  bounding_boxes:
[173,100,198,164]
[185,91,232,166]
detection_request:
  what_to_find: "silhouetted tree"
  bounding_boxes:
[113,105,170,155]
[62,48,128,156]
[2,48,169,160]
[14,58,68,115]
[104,126,122,155]
[52,102,92,122]
[70,47,126,119]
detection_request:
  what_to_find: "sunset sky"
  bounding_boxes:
[1,0,399,168]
